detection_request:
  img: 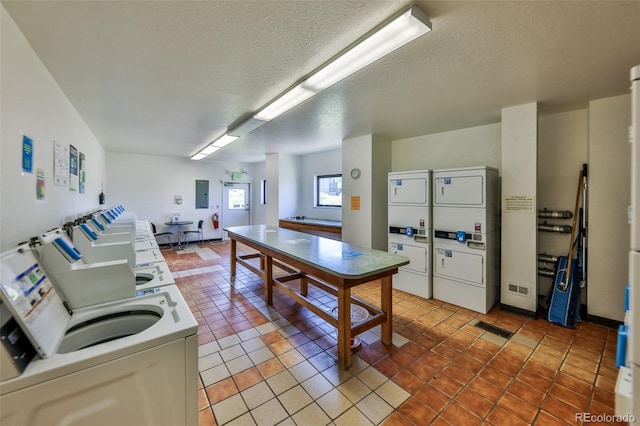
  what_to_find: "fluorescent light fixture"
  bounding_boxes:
[192,5,431,158]
[303,6,431,91]
[212,133,239,147]
[200,144,220,155]
[228,117,267,137]
[254,84,317,121]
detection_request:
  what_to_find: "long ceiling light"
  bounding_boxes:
[254,5,431,121]
[192,5,431,160]
[254,84,317,122]
[303,6,431,92]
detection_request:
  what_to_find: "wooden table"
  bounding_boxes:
[225,225,409,369]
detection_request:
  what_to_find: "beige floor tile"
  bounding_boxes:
[316,387,354,419]
[278,384,314,415]
[250,398,289,426]
[267,370,298,396]
[375,379,411,408]
[356,392,394,424]
[288,360,319,383]
[291,402,332,426]
[301,373,335,400]
[337,376,371,404]
[211,393,248,425]
[335,406,375,426]
[241,381,275,410]
[357,366,388,390]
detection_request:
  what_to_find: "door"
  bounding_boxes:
[222,182,250,239]
[434,175,484,206]
[389,173,429,205]
[434,247,484,286]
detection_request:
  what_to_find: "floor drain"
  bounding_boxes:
[474,320,514,339]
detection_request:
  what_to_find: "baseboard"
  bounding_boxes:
[585,313,622,329]
[499,303,538,319]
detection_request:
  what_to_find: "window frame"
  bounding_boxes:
[315,173,343,208]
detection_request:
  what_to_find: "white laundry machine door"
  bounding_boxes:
[434,247,484,287]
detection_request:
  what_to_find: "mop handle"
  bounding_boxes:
[563,169,584,291]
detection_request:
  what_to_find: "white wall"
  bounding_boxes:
[265,153,299,226]
[299,149,342,221]
[252,161,267,225]
[1,6,106,251]
[537,109,588,296]
[342,134,391,249]
[391,123,502,172]
[501,103,538,313]
[106,152,253,241]
[588,94,631,321]
[342,135,373,247]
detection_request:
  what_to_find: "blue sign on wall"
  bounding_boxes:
[22,134,33,173]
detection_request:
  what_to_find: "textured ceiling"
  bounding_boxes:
[3,0,640,162]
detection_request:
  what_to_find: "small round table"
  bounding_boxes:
[164,221,193,249]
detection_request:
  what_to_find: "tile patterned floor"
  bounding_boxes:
[162,242,619,426]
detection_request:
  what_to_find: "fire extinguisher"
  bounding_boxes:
[213,213,219,229]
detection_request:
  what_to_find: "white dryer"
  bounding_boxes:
[388,170,432,299]
[432,166,500,314]
[0,246,198,426]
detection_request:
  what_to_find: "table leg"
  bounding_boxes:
[265,255,273,305]
[300,273,308,296]
[337,287,351,369]
[381,276,392,346]
[230,239,237,282]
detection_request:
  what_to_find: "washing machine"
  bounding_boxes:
[0,246,198,426]
[37,230,173,308]
[72,223,176,291]
[388,170,432,299]
[432,166,500,314]
[73,223,158,257]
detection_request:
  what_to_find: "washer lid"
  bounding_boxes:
[0,246,69,358]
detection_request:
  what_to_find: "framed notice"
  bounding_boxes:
[350,196,361,211]
[22,134,33,174]
[54,141,69,187]
[79,152,86,194]
[69,145,78,192]
[36,168,45,200]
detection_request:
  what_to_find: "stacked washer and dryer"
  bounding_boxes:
[0,209,198,426]
[432,166,500,314]
[387,167,500,314]
[388,170,432,299]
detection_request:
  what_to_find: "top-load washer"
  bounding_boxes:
[71,224,175,290]
[0,245,198,426]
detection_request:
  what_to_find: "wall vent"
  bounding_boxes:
[508,282,531,298]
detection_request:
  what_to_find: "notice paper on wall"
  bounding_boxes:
[22,134,33,174]
[69,144,78,192]
[504,195,535,213]
[350,196,361,211]
[36,168,45,200]
[54,140,69,187]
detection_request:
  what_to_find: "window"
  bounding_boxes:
[260,179,267,205]
[227,188,246,209]
[316,174,342,207]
